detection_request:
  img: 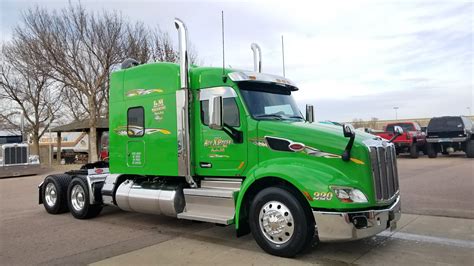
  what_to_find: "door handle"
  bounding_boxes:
[200,162,212,168]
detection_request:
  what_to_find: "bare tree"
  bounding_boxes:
[9,3,199,162]
[0,43,60,158]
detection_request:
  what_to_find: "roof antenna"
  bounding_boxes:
[221,11,227,82]
[281,35,286,77]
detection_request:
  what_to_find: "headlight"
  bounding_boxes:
[331,186,368,203]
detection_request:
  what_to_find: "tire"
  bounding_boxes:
[42,174,72,214]
[249,187,315,258]
[67,177,102,219]
[427,143,437,158]
[466,140,474,158]
[409,144,419,158]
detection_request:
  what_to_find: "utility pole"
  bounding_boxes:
[393,107,399,120]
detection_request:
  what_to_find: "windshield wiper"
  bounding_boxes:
[254,114,284,120]
[287,115,304,120]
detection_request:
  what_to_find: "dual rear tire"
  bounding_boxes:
[42,175,102,219]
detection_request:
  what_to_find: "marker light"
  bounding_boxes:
[332,187,368,203]
[288,142,305,152]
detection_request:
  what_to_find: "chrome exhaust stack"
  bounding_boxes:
[174,18,189,89]
[174,18,196,187]
[251,43,262,72]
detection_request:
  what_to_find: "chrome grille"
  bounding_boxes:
[3,145,28,165]
[369,144,399,202]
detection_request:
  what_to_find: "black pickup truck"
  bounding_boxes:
[426,116,474,158]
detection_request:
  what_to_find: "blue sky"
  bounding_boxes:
[1,0,472,121]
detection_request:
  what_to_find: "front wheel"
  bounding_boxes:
[409,144,419,158]
[466,140,474,158]
[249,187,315,257]
[67,178,102,219]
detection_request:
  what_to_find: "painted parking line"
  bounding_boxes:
[379,231,474,249]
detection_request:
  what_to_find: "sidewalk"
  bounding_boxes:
[91,214,474,265]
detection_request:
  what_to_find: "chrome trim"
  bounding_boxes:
[115,180,185,217]
[199,86,237,101]
[363,139,400,203]
[426,137,467,143]
[174,18,189,89]
[86,173,108,205]
[250,43,262,72]
[228,71,297,88]
[259,200,294,244]
[174,18,196,187]
[313,196,401,242]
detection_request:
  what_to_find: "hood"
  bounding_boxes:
[258,120,376,155]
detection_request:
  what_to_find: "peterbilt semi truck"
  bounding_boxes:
[38,18,401,257]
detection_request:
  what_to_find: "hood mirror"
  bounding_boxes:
[305,104,314,123]
[209,96,223,130]
[341,123,356,162]
[343,124,355,138]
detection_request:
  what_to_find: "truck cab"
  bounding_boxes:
[39,18,401,257]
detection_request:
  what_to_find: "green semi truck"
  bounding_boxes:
[38,18,401,257]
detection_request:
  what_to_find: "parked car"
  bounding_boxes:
[375,122,426,158]
[426,116,474,158]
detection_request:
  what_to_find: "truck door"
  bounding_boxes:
[196,87,247,176]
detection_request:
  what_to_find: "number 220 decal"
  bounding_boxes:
[313,192,333,201]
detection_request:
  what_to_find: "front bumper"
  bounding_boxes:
[313,196,401,242]
[426,137,467,143]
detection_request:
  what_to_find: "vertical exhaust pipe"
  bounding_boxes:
[251,43,262,73]
[174,18,196,187]
[174,18,189,89]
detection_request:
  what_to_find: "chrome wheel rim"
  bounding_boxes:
[45,183,57,207]
[258,200,294,245]
[71,184,85,212]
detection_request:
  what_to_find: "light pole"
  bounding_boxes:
[393,107,399,120]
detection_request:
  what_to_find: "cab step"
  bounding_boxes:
[177,179,241,225]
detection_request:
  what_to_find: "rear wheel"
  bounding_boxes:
[42,174,72,214]
[427,143,437,158]
[409,144,419,158]
[67,178,102,219]
[466,140,474,158]
[249,187,315,257]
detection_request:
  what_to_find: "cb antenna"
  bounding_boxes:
[281,35,286,77]
[221,11,227,82]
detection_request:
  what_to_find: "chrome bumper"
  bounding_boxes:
[426,137,467,143]
[313,196,401,242]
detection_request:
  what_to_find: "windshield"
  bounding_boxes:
[386,123,414,132]
[238,82,303,121]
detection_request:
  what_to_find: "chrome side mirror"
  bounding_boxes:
[394,126,404,135]
[305,104,314,123]
[209,96,223,130]
[343,123,355,138]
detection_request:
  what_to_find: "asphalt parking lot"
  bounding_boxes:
[1,155,473,265]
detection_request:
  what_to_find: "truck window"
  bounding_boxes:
[428,117,464,132]
[201,98,240,127]
[239,83,302,120]
[127,107,144,137]
[386,123,414,132]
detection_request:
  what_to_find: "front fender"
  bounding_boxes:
[235,157,367,229]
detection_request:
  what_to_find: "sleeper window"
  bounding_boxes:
[127,107,144,137]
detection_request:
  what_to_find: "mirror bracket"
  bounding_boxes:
[341,124,356,162]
